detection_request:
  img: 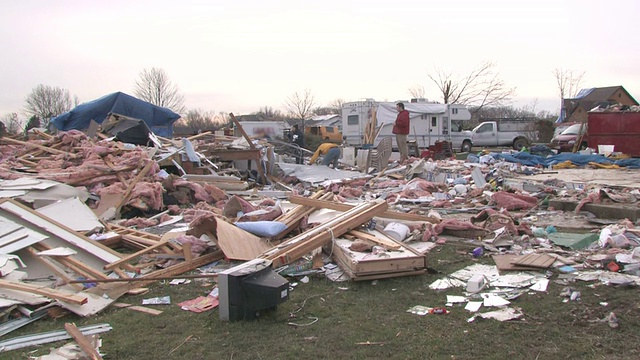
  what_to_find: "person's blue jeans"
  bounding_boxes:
[321,147,341,167]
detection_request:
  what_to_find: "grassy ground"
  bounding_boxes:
[2,244,640,360]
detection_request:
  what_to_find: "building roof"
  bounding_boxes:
[563,86,638,119]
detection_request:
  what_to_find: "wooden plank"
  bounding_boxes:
[229,112,267,184]
[135,251,224,286]
[104,240,169,270]
[112,302,163,315]
[64,322,103,360]
[0,279,87,305]
[114,160,155,214]
[346,230,402,250]
[352,269,426,281]
[263,200,388,267]
[0,137,77,157]
[288,195,440,224]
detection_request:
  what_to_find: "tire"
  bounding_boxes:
[460,140,472,153]
[513,138,528,150]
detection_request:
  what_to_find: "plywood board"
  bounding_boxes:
[492,254,540,271]
[511,253,556,269]
[214,218,273,261]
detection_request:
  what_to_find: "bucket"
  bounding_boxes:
[383,222,410,241]
[598,145,614,156]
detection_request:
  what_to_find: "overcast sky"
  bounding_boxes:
[1,0,639,118]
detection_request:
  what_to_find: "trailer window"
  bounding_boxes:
[347,115,358,125]
[431,117,437,127]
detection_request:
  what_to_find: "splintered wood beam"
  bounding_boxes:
[114,160,155,213]
[229,112,267,184]
[288,195,441,223]
[0,137,76,157]
[263,200,388,267]
[64,323,103,360]
[186,131,212,141]
[346,230,402,250]
[104,240,169,270]
[229,113,256,150]
[0,279,88,305]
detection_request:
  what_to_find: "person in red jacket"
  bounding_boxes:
[392,102,410,162]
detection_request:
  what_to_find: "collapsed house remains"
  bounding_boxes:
[1,105,640,356]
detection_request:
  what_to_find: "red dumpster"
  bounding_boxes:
[588,111,640,157]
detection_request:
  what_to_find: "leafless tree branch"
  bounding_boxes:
[284,89,316,120]
[553,68,585,99]
[428,61,516,113]
[24,84,73,127]
[134,67,186,114]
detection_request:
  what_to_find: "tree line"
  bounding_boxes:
[1,62,578,137]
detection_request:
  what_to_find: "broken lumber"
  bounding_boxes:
[262,199,388,267]
[346,229,402,250]
[64,323,103,360]
[0,279,87,305]
[288,195,440,223]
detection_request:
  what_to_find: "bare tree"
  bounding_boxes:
[408,84,426,99]
[328,98,345,113]
[553,68,585,100]
[214,111,231,126]
[24,84,73,127]
[1,113,23,135]
[284,89,316,121]
[134,67,186,113]
[428,61,516,113]
[180,109,217,134]
[253,106,284,120]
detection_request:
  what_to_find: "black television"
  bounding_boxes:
[218,259,289,321]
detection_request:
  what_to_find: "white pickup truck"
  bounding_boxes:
[471,120,536,150]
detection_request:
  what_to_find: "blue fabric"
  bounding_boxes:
[491,152,618,167]
[50,92,180,137]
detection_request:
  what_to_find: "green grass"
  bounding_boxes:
[2,244,640,360]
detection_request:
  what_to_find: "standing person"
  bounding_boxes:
[309,142,341,168]
[392,102,410,163]
[291,124,305,164]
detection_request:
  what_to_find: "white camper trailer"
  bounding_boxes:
[341,99,473,152]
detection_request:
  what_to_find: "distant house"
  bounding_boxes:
[562,86,638,123]
[305,114,342,129]
[235,114,274,122]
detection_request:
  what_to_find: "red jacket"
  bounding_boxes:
[392,110,410,135]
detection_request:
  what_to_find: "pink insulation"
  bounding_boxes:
[491,191,538,210]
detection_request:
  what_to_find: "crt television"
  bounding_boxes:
[218,259,289,321]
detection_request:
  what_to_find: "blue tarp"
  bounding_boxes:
[50,92,181,137]
[491,151,640,168]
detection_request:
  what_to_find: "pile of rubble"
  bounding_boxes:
[1,124,640,355]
